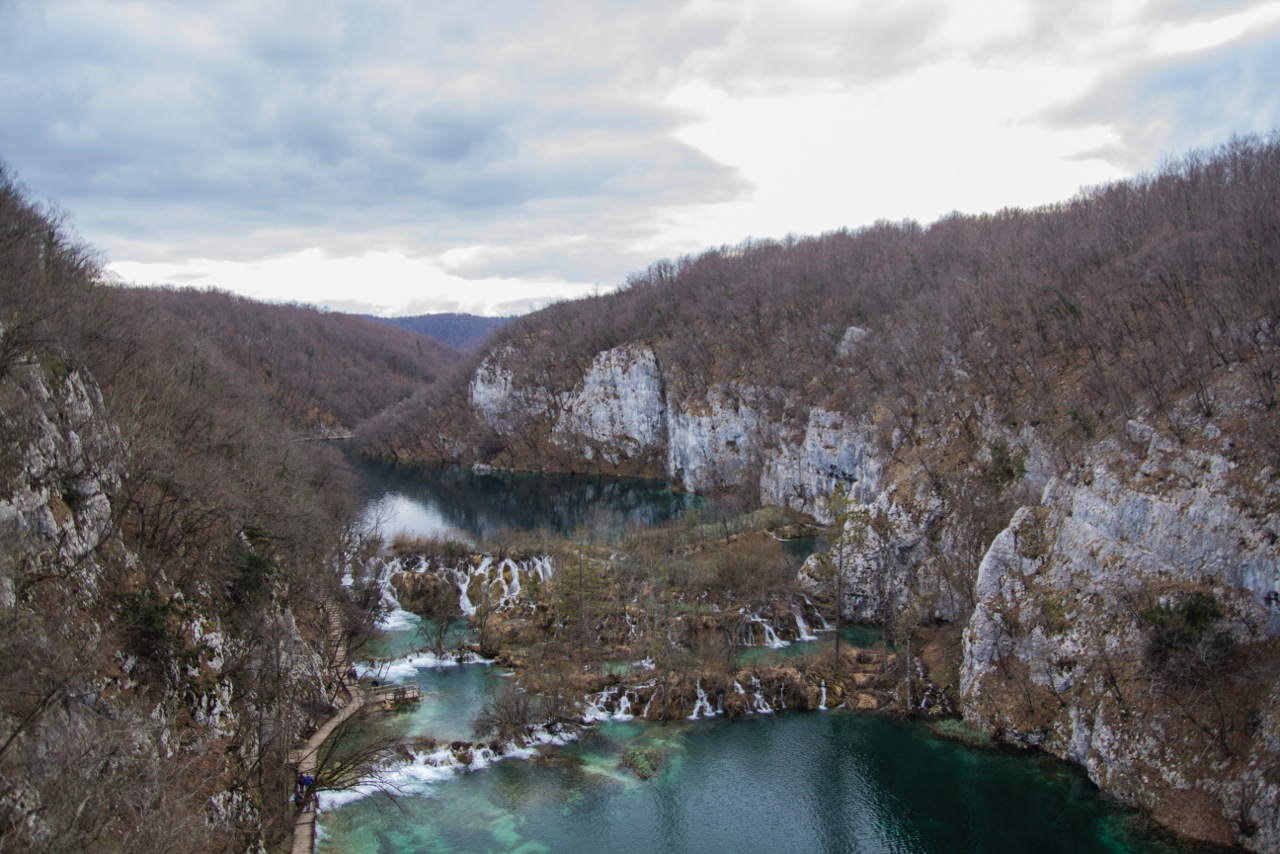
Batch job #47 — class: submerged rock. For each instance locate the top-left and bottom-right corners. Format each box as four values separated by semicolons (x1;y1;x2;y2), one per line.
622;747;663;780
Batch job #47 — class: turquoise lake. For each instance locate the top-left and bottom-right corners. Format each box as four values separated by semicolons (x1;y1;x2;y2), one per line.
317;458;1213;854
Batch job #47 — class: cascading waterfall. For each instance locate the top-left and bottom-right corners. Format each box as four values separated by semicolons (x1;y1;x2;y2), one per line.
443;554;556;617
806;596;833;632
750;676;773;714
740;609;790;649
688;680;718;720
582;686;618;723
819;680;828;710
792;605;818;642
456;575;477;616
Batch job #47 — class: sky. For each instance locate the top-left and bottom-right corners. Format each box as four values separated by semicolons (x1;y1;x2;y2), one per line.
1;0;1278;317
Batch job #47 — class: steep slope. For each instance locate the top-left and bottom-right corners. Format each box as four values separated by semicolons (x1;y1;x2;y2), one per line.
133;287;462;437
0;165;380;852
369;134;1280;849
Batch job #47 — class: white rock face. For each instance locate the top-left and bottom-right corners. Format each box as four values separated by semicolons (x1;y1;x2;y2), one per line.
468;346;558;435
554;344;667;464
0;360;121;604
961;429;1280;851
666;385;769;492
759;408;882;522
836;325;870;359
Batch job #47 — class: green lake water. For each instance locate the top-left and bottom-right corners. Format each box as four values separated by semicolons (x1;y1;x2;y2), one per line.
317;700;1195;854
321;460;1210;854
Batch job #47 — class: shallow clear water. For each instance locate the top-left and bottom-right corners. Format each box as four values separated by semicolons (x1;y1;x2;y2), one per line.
318;710;1193;854
322;460;1206;854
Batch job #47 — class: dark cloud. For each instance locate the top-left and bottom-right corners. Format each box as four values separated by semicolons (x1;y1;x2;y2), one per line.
3;0;1275;299
0;0;740;283
1049;20;1280;169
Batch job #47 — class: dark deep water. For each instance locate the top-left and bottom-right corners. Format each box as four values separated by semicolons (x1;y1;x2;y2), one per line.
346;453;699;542
320;457;1209;854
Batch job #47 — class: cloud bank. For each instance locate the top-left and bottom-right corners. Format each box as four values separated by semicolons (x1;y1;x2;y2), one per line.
1;0;1276;314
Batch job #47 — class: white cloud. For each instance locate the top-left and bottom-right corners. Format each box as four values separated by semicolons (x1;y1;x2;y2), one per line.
1;0;1275;315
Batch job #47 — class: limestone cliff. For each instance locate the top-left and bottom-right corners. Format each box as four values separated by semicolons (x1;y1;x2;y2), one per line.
447;335;1280;849
0;340;350;850
377;135;1280;850
553;343;667;466
961;421;1280;849
0;356;119;607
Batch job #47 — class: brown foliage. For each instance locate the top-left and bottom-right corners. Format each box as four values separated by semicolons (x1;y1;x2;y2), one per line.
385;133;1280;490
0;162;380;850
124;286;462;435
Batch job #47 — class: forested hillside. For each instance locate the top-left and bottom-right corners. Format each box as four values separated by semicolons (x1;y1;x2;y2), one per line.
132;287;461;437
369;134;1279;488
0;165;382;852
365;312;510;352
364;134;1280;850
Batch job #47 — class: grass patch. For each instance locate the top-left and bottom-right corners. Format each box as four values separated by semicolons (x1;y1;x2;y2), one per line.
930;718;993;748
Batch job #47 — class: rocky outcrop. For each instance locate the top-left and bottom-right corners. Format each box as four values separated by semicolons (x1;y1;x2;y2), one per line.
0;357;120;605
469;345;561;436
466;344;866;496
553;344;666;466
961;422;1280;850
759;408;883;522
665;383;775;492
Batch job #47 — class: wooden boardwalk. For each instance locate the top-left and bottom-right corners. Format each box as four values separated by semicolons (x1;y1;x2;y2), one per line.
367;683;422;711
288;605;363;854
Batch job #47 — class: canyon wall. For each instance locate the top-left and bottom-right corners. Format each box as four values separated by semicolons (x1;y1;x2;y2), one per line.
452;335;1280;850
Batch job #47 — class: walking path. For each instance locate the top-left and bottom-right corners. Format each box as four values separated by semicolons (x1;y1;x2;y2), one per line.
288;604;363;854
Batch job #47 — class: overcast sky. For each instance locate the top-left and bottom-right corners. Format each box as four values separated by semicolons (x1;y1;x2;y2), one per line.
2;0;1278;316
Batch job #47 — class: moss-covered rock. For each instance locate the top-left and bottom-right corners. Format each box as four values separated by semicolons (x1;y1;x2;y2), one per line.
622;746;663;780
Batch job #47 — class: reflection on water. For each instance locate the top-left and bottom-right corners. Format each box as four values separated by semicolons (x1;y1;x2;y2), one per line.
345;453;699;542
320;459;1204;854
319;712;1192;854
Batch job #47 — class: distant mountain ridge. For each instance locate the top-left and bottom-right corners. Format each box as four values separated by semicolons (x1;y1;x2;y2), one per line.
364;312;511;352
130;287;463;436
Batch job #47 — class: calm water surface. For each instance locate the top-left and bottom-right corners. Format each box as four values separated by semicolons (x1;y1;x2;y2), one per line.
320;459;1203;854
346;453;699;542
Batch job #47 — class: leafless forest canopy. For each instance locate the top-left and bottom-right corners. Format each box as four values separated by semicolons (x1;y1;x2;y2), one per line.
0;164;446;851
1;131;1278;851
370;133;1280;491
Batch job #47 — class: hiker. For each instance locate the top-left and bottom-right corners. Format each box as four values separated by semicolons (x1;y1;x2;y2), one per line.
302;774;317;813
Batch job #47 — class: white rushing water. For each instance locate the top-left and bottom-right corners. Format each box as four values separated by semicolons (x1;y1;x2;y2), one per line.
688;680;720;720
793;605;818;642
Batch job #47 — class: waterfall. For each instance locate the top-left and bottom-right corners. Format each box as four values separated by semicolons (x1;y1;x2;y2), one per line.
367;557;418;630
750;676;773;714
744;611;790;649
793;606;818;642
759;619;788;649
733;680;750;716
507;559;522;598
582;686;617;722
805;596;833;632
688;680;718;720
456;573;476;617
819;680;828;710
